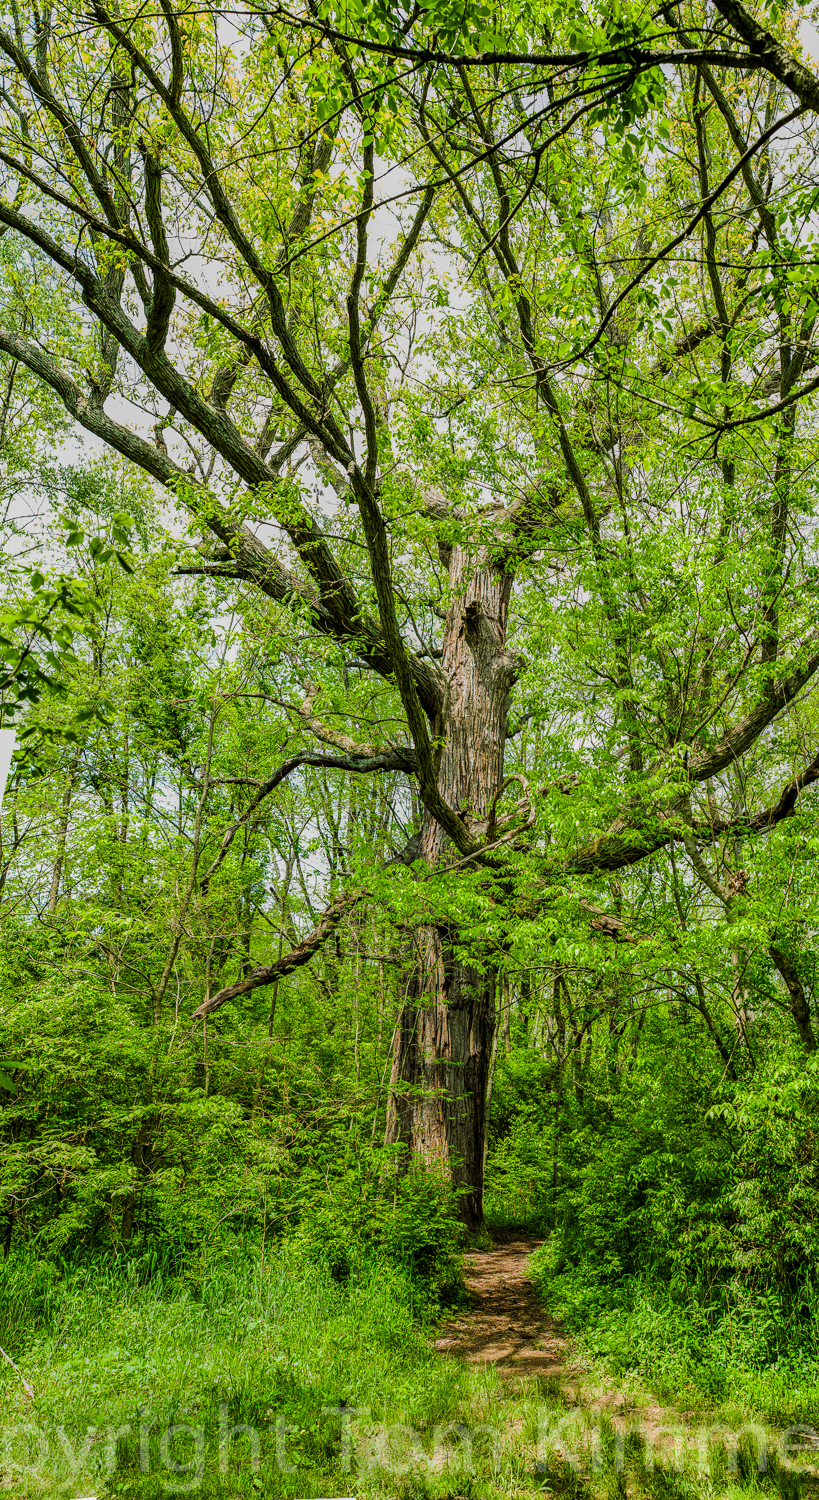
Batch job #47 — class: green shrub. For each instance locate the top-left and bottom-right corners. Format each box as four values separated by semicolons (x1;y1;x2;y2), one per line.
289;1155;463;1305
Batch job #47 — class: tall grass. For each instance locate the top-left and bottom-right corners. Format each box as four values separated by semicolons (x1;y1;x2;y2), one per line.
0;1240;484;1497
4;1239;819;1498
0;1246;61;1350
530;1244;819;1428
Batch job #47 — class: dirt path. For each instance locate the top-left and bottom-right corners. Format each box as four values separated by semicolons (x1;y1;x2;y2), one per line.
434;1238;570;1381
432;1240;819;1488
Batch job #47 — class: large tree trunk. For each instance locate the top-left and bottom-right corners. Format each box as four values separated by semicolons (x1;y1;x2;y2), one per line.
385;542;519;1227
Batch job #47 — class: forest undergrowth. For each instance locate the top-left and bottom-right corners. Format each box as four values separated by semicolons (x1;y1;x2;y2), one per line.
4;975;819;1499
3;1214;819;1499
4;918;819;1500
529;1247;819;1430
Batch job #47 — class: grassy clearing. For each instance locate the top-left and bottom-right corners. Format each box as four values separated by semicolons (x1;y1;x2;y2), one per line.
2;1242;819;1498
0;1242;512;1498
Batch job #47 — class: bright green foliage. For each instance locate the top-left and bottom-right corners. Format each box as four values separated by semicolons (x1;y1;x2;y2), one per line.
2;0;819;1485
0;1242;472;1496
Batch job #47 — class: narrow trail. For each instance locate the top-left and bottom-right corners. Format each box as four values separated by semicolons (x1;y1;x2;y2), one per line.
432;1238;819;1489
433;1238;571;1383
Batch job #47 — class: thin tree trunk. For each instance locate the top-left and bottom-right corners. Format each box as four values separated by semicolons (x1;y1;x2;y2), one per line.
153;683;223;1024
47;758;79;914
770;944;817;1053
551;970;566;1218
730;840;754;1040
121;1118;150;1242
482;977;502;1177
267;856;294;1043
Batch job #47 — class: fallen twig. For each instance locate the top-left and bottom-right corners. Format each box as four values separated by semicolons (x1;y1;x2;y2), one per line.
0;1343;34;1397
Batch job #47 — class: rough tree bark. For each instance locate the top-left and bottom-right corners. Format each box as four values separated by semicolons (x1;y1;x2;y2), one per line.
385;530;521;1227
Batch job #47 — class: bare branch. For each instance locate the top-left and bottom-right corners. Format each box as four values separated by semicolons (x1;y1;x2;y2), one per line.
200;744;416;892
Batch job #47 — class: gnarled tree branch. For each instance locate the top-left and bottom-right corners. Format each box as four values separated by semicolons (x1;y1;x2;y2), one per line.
191;891;361;1018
